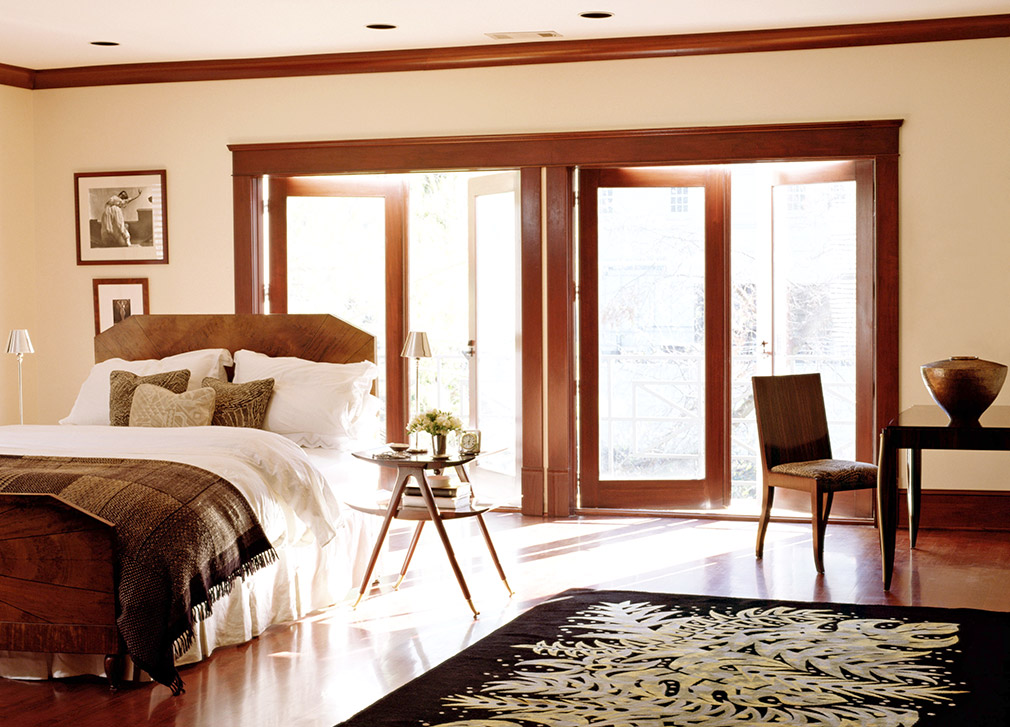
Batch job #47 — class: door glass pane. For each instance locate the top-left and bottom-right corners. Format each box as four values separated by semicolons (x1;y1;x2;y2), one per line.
730;165;857;504
773;180;858;458
406;171;521;508
286;196;387;402
406;173;469;417
597;186;706;480
474;190;518;480
728;166;771;503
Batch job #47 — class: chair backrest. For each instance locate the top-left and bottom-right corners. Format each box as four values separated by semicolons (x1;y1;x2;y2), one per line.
752;373;832;470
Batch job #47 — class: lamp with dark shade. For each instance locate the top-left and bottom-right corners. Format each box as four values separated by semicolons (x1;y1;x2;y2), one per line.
6;329;34;425
401;331;431;449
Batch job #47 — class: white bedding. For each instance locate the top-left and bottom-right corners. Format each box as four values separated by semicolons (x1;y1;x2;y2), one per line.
0;424;383;681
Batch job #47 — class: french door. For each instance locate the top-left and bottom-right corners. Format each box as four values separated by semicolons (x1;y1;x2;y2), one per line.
730;160;875;516
266;175;408;440
264;171;524;466
579;167;730;509
579;162;875;514
466;172;521;494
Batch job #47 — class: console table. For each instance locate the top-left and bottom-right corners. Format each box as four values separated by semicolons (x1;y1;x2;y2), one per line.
877;405;1010;590
349;449;513;617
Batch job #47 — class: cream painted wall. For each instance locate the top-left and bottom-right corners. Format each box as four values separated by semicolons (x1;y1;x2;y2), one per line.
26;37;1010;489
0;84;38;425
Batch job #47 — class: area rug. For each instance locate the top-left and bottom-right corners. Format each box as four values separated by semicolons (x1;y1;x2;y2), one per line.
337;588;1010;726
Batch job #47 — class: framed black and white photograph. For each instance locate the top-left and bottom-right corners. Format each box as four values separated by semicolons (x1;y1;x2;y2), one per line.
75;170;168;265
93;278;149;334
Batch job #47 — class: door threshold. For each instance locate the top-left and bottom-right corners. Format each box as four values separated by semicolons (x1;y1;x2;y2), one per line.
574;505;875;527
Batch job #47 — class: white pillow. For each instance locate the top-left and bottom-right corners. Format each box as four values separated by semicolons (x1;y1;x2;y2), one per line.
232;349;377;448
350;393;383;442
60;348;233;425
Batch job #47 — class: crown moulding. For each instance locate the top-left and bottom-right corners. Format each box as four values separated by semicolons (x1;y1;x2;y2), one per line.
0;61;33;89
3;14;1008;90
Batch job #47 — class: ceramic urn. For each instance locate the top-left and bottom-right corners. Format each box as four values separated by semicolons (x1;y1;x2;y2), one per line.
920;356;1007;423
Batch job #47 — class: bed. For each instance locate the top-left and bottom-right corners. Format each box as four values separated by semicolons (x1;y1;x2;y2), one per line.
0;314;383;693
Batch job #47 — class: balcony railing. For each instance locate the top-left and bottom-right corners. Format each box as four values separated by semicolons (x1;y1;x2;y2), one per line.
598;352;855;498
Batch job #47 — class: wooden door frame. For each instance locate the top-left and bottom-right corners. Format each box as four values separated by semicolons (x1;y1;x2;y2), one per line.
578;166;730;509
231;119;901;517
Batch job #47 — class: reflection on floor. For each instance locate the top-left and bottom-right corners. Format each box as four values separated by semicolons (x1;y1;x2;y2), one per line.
4;513;1009;727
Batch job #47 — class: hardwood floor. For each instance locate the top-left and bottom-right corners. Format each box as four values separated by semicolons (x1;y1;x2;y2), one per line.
3;513;1009;726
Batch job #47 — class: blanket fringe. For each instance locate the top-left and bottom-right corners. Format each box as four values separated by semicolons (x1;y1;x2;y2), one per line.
169;674;186;696
171;547;279;660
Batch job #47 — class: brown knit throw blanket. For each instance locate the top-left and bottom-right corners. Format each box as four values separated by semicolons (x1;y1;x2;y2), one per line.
0;454;277;695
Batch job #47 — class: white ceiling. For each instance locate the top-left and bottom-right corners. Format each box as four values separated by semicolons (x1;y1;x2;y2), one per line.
2;0;1008;70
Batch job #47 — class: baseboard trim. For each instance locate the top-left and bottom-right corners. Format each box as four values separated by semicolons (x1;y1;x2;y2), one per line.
897;489;1010;531
574;489;1010;531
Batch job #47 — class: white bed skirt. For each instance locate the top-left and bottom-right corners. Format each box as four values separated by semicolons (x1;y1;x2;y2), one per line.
0;509;379;682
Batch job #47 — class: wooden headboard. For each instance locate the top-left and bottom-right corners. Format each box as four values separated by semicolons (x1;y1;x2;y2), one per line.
94;314;376;367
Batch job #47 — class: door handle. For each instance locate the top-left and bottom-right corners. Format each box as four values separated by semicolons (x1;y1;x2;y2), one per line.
462;340;476;359
760;340;773;356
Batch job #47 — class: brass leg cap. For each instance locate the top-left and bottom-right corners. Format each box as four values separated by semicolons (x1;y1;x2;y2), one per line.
393;573;406;591
503;579;515;597
467;599;480;619
352;593;364;609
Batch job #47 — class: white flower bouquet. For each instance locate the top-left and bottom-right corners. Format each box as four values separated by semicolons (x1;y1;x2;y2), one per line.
406;408;463;436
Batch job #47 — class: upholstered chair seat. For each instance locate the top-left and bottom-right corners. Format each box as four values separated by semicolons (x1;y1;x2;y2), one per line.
770;459;878;487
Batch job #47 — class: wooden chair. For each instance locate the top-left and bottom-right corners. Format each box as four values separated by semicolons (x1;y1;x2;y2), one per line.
751;373;877;573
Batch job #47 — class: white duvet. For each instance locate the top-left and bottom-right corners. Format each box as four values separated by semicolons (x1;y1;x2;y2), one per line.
0;424;345;548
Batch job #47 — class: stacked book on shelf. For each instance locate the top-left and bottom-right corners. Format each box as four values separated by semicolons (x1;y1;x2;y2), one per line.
401;475;472;511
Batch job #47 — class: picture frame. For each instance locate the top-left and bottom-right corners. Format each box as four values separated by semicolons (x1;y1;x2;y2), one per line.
93;278;149;334
75;170;168;265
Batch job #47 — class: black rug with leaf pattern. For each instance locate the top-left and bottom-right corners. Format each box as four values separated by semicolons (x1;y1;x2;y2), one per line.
337;588;1010;726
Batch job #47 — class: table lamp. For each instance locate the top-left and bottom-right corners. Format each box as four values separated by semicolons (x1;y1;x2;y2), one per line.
401;331;431;449
6;329;33;425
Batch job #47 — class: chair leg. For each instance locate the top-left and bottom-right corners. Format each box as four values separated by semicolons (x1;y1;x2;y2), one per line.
811;486;833;574
756;483;775;559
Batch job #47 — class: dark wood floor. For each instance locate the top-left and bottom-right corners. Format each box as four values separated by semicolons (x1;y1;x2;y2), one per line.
3;513;1009;726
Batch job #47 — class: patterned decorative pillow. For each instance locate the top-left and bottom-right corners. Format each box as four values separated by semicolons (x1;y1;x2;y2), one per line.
201;377;275;428
109;369;191;426
128;384;216;428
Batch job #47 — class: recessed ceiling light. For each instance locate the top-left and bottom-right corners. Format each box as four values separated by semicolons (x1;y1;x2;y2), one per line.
90;41;120;47
579;11;613;19
365;23;397;30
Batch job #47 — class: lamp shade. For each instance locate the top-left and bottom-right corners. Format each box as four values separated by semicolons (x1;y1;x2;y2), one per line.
400;331;431;358
6;329;33;355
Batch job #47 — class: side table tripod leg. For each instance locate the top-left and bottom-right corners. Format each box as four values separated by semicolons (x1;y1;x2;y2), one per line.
455;461;511;596
419;480;479;618
475;513;514;596
395;521;425;590
354;469;411;608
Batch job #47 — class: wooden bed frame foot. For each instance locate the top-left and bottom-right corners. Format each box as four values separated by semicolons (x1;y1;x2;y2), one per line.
104;654;124;691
